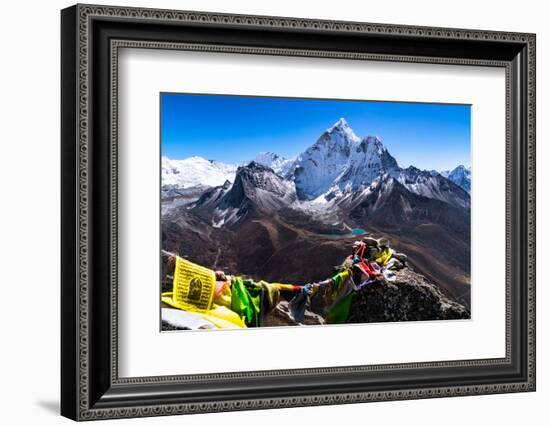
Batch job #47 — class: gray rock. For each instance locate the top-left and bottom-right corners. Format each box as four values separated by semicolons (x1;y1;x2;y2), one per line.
347;269;469;323
161;307;218;331
262;300;325;327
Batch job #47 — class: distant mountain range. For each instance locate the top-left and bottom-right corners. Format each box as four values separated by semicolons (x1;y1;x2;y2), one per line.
162;118;471;199
162;156;238;190
161;118;472;307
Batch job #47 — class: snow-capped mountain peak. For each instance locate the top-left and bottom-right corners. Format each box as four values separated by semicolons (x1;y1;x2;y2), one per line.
392;166;470;208
326;117;361;144
441;164;471;194
292;118;398;200
292;119;363;199
197;161;297;228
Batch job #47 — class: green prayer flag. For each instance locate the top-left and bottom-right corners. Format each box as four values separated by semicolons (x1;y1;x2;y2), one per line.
326;292;354;324
231;277;262;327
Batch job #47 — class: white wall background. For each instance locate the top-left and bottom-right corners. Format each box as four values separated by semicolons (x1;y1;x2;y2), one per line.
0;0;547;424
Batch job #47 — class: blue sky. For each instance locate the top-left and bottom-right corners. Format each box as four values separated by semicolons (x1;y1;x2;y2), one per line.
161;93;471;171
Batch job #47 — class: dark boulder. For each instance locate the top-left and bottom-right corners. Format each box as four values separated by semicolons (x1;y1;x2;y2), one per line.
347;269;469;323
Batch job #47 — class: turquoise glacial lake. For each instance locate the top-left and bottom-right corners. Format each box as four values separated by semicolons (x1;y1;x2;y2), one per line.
321;228;367;240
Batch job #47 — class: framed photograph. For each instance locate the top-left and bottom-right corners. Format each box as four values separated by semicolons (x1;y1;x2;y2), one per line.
61;4;536;421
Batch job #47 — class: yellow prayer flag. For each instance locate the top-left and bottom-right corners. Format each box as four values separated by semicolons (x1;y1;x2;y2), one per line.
170;256;216;313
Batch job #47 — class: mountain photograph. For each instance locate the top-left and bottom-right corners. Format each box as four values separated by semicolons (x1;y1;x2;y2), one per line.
160;94;472;331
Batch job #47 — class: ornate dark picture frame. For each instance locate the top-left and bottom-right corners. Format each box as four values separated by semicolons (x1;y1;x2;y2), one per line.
61;4;536;421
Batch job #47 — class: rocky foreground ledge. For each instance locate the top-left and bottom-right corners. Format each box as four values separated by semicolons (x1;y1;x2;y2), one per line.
162;268;470;330
346;269;469;323
262;268;469;327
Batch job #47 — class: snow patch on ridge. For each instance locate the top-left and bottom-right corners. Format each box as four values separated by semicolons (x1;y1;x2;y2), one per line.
252;152;295;176
162;156;238;189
